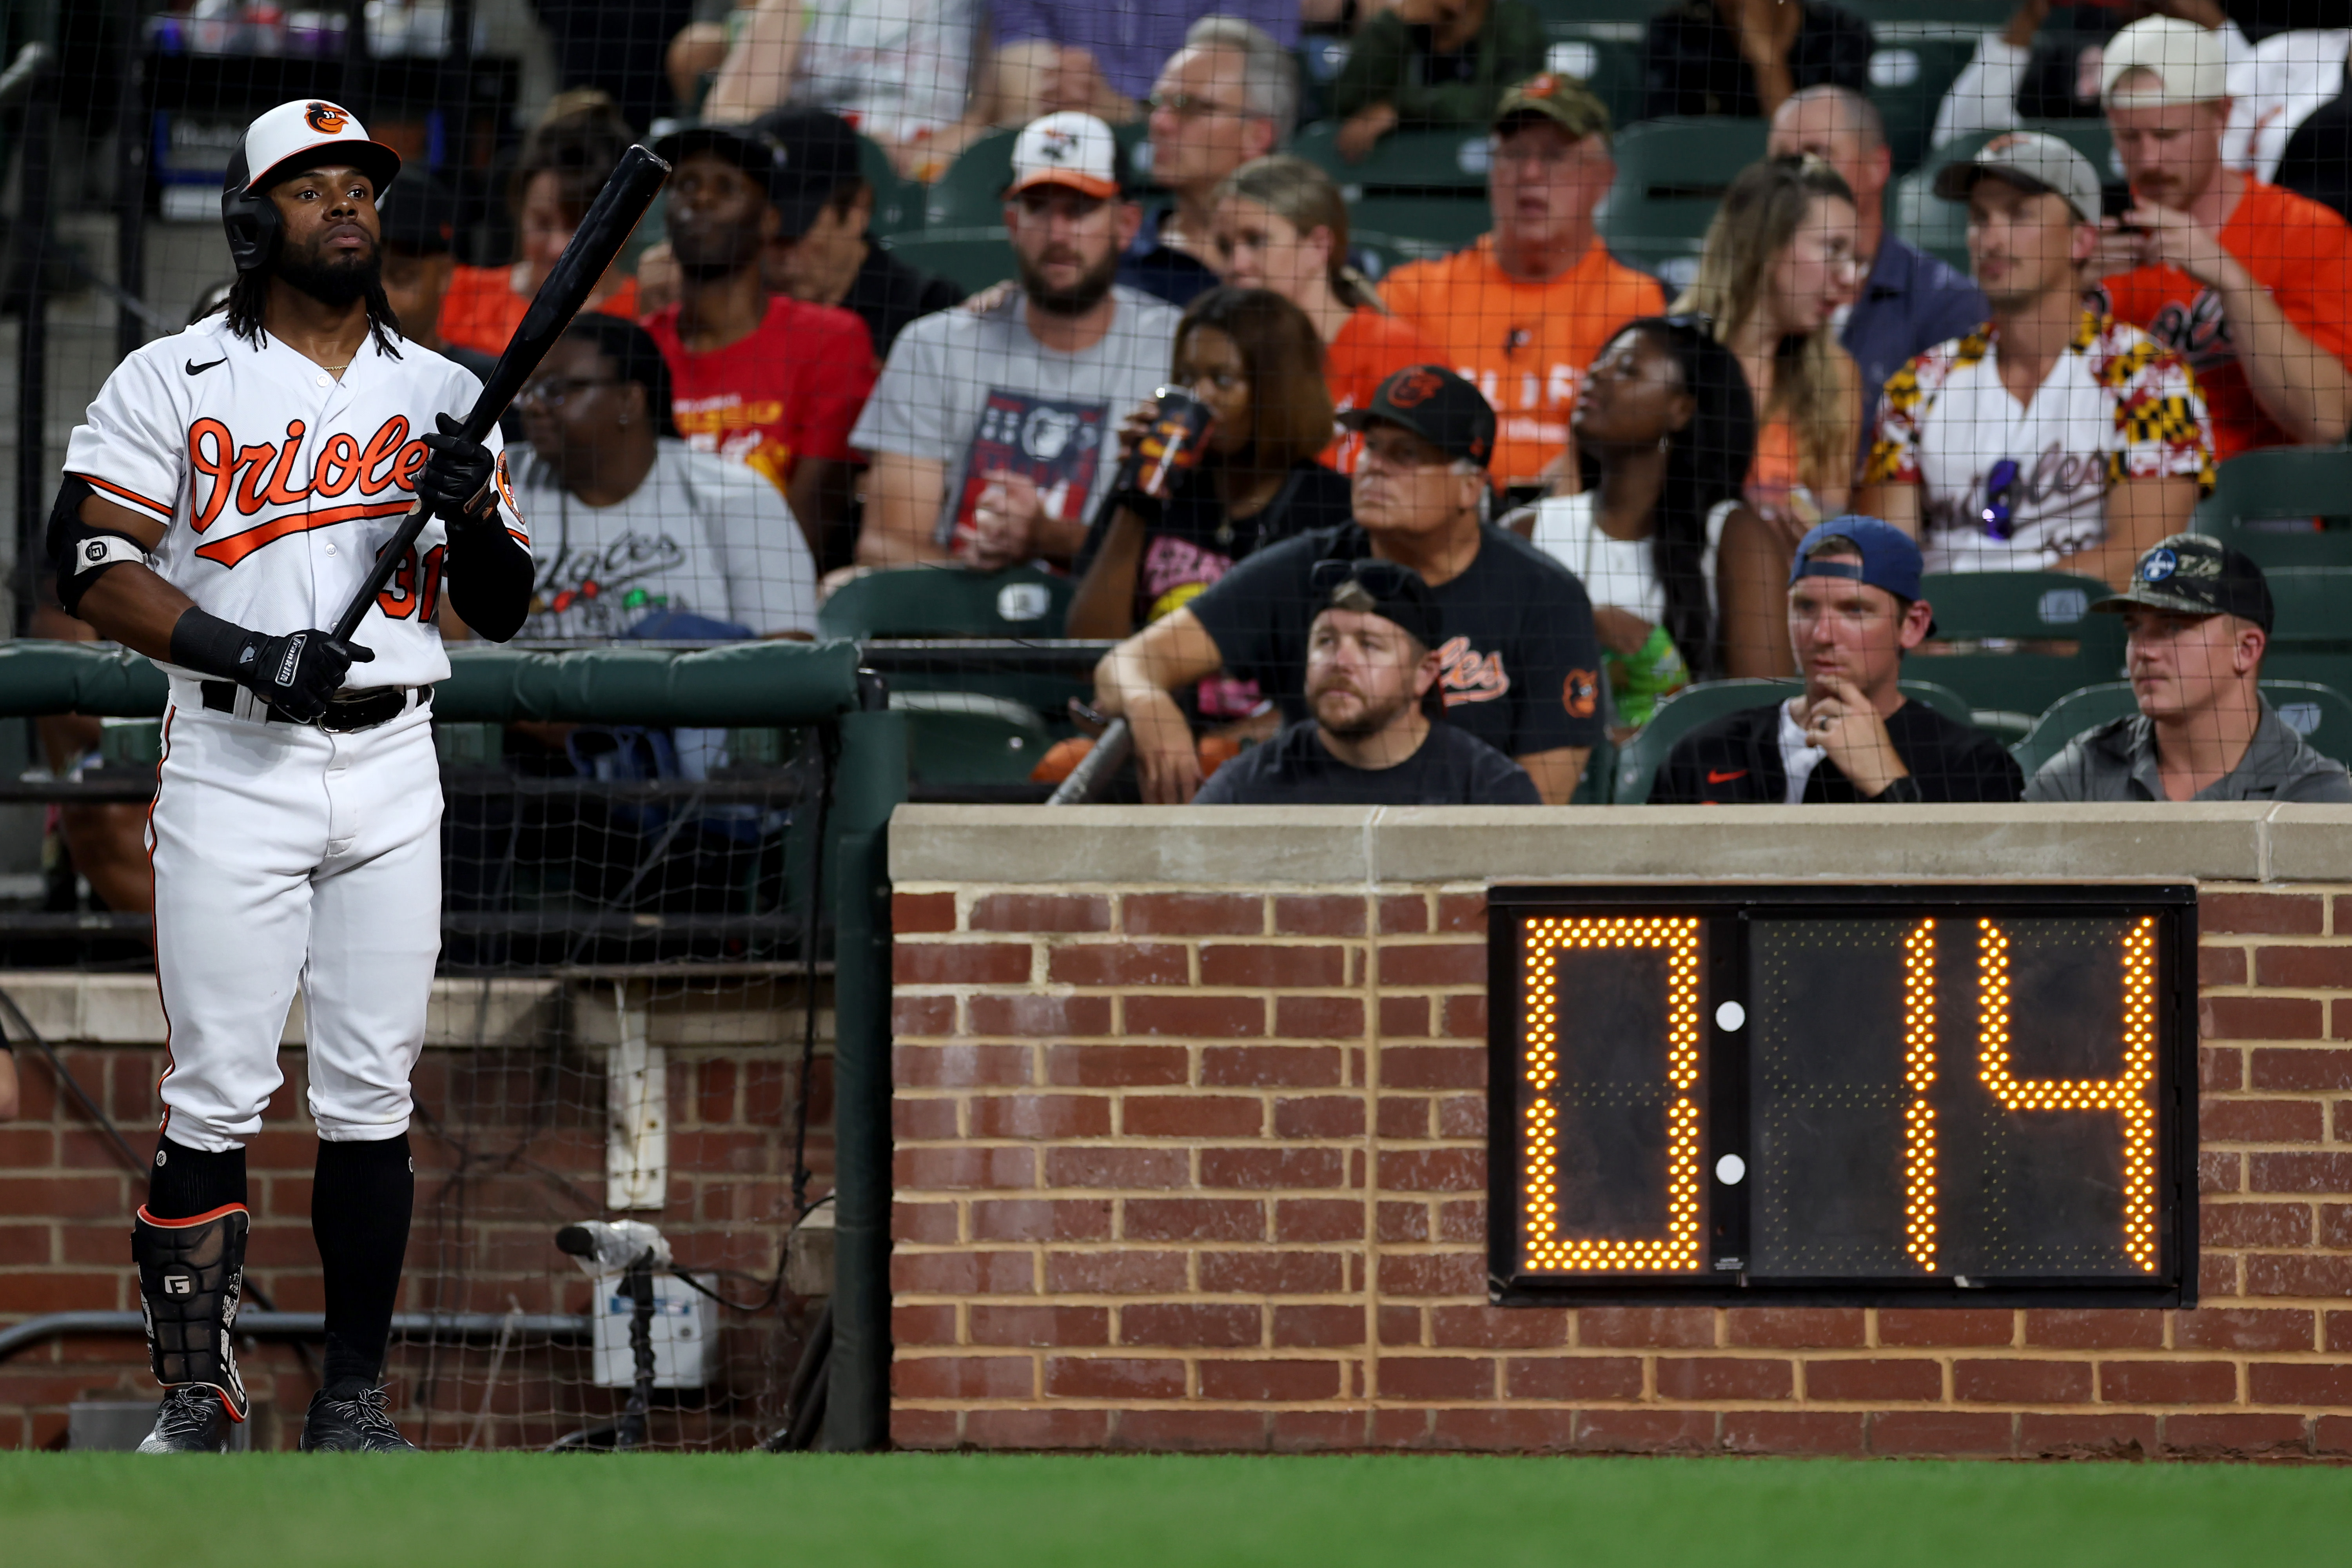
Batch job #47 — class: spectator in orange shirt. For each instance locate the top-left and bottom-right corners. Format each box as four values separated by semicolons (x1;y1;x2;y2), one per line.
644;122;878;566
2094;15;2352;456
438;92;643;358
1211;155;1438;470
1378;73;1666;491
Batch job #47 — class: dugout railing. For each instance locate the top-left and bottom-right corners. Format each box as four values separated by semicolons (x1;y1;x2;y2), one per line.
0;638;902;1452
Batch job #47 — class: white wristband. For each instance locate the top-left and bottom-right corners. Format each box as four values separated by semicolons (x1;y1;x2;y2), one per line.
71;533;150;577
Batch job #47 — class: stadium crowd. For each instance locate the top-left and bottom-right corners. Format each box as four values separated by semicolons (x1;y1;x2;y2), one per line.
35;0;2352;818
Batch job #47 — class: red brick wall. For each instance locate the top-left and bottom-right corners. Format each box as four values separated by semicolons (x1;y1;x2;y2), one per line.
0;1021;830;1450
890;882;2352;1459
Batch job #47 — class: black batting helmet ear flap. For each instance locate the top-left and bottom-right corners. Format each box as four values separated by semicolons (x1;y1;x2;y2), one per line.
221;145;278;274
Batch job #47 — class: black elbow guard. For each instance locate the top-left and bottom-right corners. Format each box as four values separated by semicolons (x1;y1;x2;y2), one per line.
47;476;154;618
443;518;537;643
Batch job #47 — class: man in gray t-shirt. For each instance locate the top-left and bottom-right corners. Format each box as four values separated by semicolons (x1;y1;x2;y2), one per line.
851;111;1182;571
509;441;818;641
2026;533;2352;804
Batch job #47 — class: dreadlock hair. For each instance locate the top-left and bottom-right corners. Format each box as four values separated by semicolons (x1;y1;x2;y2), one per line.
215;267;405;357
1573;315;1757;680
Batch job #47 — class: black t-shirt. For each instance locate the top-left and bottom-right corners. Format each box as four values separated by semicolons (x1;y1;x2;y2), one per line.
1073;462;1355;628
848;244;966;360
1196;718;1543;806
1650;697;2023;805
1188;522;1605;762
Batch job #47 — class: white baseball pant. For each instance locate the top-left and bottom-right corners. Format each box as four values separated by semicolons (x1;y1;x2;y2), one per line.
146;683;442;1151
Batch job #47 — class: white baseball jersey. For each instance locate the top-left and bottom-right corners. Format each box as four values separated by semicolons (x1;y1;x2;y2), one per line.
1864;310;2214;576
65;312;529;689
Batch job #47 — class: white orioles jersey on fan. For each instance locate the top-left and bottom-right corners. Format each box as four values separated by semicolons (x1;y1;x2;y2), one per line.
64;312;529;690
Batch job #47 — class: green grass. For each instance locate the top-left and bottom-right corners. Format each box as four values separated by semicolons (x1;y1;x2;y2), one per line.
1;1452;2345;1567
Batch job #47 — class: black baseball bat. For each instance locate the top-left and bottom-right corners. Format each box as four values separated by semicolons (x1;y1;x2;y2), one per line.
330;142;671;642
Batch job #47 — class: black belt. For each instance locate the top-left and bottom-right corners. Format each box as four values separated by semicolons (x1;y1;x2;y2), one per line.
198;681;431;733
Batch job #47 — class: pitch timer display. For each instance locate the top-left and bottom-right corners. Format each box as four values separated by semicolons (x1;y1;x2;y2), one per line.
1487;886;2198;1308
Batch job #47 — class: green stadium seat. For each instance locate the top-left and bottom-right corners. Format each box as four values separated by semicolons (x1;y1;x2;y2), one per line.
1540;33;1646;134
2192;446;2352;569
860;133;923;237
875;229;1018;294
1294;122;1492;193
2264;566;2352;648
2011;678;2352;781
1612;676;1975;804
820;563;1084;718
1908;570;2127;740
1598;117;1769;285
893;692;1056;790
1867;37;1978;180
1893;124;2119;270
818;563;1074;639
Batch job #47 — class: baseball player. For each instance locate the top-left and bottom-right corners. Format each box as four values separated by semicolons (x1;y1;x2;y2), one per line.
51;99;536;1452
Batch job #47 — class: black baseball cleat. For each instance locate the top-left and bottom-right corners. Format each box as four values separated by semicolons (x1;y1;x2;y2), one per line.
137;1385;235;1453
299;1385;418;1452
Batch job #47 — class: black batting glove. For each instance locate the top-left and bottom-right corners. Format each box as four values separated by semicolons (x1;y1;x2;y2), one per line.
239;629;375;724
416;413;497;529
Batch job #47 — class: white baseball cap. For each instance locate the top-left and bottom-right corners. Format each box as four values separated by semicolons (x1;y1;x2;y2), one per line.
1007;112;1120;201
2100;16;2230;108
234;98;402;197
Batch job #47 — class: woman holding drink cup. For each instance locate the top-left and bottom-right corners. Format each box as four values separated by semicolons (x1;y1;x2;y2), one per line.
1066;287;1352;640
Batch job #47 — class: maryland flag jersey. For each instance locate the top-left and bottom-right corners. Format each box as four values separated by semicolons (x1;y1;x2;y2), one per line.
1865;311;2214;576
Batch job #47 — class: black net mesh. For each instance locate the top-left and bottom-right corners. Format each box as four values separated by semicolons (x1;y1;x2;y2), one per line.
4;0;2352;1446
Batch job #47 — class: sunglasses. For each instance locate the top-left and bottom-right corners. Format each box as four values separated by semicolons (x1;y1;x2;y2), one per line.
1980;457;2021;541
1310;558;1423;601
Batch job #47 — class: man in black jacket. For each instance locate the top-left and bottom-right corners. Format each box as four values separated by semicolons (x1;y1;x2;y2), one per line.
1651;517;2022;804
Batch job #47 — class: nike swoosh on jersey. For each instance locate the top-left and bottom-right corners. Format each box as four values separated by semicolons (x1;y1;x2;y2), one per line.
186;358;228;376
1706;769;1748;784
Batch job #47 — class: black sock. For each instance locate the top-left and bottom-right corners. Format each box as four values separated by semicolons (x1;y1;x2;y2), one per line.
146;1136;247;1219
312;1134;415;1396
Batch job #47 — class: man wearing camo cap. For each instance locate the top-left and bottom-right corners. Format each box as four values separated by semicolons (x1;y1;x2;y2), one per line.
2025;533;2351;802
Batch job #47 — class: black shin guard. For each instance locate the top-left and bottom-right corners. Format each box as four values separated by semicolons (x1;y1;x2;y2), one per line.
313;1134;416;1396
132;1203;251;1421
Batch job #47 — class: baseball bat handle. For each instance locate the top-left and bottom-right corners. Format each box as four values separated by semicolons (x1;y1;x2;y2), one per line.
330;143;671;643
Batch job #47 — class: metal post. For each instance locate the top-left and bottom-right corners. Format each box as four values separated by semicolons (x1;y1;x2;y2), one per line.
113;0;148;363
821;700;906;1452
11;10;57;639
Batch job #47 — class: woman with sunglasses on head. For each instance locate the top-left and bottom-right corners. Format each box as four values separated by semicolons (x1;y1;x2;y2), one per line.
1673;154;1867;675
503;316;818;642
1512;315;1760;732
1211;157;1438;469
1067;286;1354;643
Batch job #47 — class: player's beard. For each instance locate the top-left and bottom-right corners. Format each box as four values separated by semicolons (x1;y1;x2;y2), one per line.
1018;244;1118;317
1310;676;1412;741
276;240;383;309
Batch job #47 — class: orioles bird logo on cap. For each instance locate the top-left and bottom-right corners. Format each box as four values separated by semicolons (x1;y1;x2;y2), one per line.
1388;369;1445;408
305;102;351;135
1039;130;1075;163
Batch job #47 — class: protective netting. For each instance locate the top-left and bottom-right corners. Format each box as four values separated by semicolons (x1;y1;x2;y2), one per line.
4;0;2352;1447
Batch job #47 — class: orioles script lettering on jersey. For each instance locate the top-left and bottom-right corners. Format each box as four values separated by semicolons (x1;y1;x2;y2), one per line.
182;415;430;564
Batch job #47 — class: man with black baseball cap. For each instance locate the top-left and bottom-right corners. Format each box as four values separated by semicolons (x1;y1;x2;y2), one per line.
1196;560;1542;805
747;108;964;361
375;174;510;432
643;121;876;559
2026;534;2352;802
1094;363;1604;804
1652;516;2023;804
